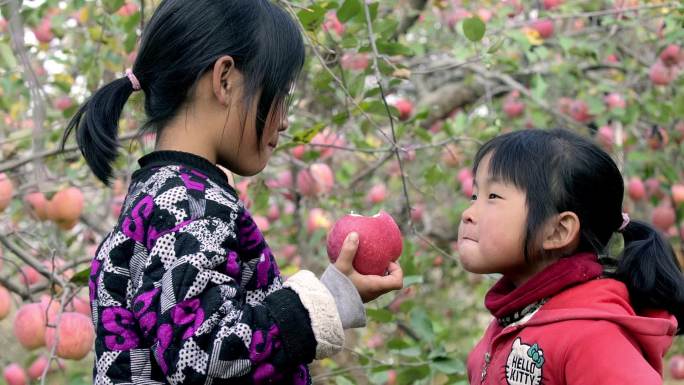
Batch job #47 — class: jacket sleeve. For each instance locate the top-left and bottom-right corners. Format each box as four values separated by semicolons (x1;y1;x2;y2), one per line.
563;321;662;385
127;215;344;385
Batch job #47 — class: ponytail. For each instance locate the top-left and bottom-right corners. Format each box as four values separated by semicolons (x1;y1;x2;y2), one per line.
614;220;684;334
61;76;137;186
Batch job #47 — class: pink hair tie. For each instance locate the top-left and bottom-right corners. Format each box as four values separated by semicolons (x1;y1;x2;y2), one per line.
125;68;141;91
618;212;630;232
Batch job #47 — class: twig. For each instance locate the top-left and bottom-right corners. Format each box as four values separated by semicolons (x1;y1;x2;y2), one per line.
363;1;413;228
0;131;143;173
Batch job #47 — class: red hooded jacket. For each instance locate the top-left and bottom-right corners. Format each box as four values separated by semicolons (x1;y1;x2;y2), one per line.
467;254;678;385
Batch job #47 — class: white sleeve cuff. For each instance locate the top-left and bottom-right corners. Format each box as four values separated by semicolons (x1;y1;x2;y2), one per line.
284;270;345;359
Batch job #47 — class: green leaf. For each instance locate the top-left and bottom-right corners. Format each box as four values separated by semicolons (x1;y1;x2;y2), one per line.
292;123;326;144
431;357;466;375
337;0;361;22
673;94;684;116
410;309;434;342
531;74;548;101
403;275;423;287
104;0;125;13
424;164;445;185
376;41;413;56
366;308;394;322
397;365;430;384
336;376;355;385
462;17;486;42
0;43;17;69
487;38;505;54
69;267;91;285
297;5;327;31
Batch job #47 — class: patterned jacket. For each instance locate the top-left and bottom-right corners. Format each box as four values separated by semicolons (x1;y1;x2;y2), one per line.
89;150;344;385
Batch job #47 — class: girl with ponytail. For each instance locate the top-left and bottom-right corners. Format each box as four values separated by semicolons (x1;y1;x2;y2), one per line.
458;128;683;384
62;1;403;384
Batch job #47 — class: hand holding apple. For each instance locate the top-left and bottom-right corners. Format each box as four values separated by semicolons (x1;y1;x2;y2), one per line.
327;211;403;275
331;232;403;302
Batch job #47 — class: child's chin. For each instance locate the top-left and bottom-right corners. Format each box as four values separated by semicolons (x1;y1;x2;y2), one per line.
458;253;485;274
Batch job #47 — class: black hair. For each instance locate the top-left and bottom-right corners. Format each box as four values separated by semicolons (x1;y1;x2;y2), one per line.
61;0;305;185
473;128;684;333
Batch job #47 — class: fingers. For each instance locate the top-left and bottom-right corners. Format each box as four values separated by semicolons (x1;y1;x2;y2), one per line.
333;232;359;274
382;262;404;290
361;263;404;293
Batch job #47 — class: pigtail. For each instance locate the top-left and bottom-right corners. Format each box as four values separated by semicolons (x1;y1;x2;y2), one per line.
61;76;138;186
615;220;684;334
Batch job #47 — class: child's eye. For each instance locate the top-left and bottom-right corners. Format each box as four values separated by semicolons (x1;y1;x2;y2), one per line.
470;194;477;201
488;193;501;199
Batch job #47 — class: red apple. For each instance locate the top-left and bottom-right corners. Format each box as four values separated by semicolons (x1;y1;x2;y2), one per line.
54;96;73;111
0;172;14;213
569;100;592;123
543;0;564;9
3;363;27;385
26;355;63;380
476;9;493;23
652;204;675;231
340;52;369;71
659;44;682;67
296;163;334;197
117;2;139;17
24;191;49;220
410;203;424;222
457;168;473;184
529;19;554;39
627;177;646;201
45;312;95;360
366;183;388;204
252;215;270;232
645;177;663;199
19;266;42;286
649;61;674;86
672;184;684;205
291;145;306;160
444;8;471;29
647;126;669;150
323;11;345;36
596;125;614;150
326;211;403;276
503;93;525;118
670;355;684;379
311;129;345;159
13;303;49;350
0;285;11;320
267;203;280;221
394;99;413;121
32;18;53;44
605;54;619;64
604;92;626;110
461;176;474;198
47;186;84;225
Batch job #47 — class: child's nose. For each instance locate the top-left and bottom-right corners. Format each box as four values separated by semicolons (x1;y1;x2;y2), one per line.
461;205;476;224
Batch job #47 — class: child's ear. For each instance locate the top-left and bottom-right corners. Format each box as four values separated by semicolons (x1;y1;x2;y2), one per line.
542;211;580;252
212;55;235;106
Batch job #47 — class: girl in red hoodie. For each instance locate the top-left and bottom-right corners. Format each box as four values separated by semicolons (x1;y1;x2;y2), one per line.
459;128;683;385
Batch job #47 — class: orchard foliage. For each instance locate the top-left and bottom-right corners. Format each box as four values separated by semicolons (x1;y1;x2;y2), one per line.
0;0;683;384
